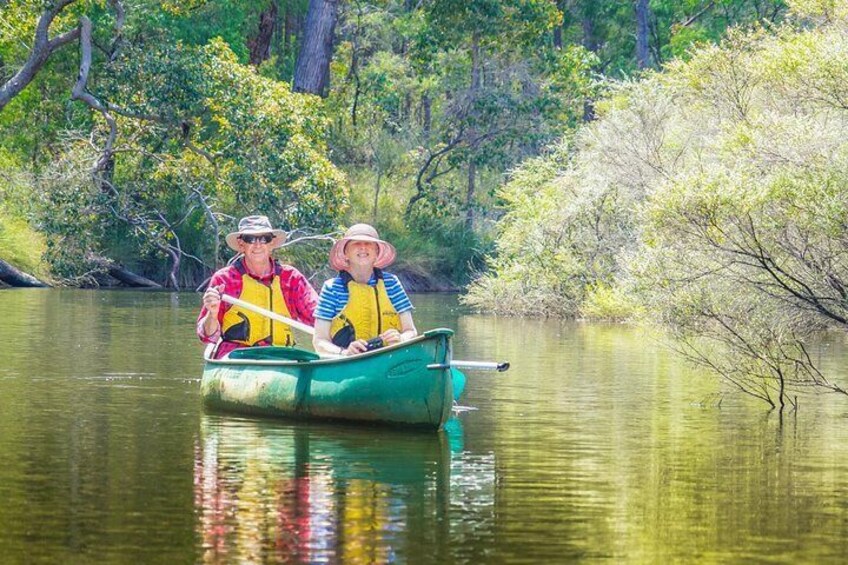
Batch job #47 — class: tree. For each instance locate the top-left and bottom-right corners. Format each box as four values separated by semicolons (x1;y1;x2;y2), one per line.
467;9;848;407
556;0;786;75
635;0;651;69
248;0;279;66
1;1;347;287
293;0;339;95
404;0;584;229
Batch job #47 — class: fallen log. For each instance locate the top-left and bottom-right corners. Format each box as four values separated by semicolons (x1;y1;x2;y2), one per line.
88;254;162;288
0;259;51;287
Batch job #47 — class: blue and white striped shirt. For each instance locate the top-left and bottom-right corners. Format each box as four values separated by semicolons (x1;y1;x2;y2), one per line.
315;271;413;321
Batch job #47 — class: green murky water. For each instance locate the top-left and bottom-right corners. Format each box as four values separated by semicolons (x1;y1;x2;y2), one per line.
1;289;848;563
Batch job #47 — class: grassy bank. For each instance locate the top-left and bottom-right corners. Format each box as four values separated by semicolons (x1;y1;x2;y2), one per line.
0;156;51;282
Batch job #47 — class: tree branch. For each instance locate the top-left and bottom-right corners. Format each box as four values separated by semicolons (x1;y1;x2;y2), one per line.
680;1;715;28
0;0;81;111
72;17;118;173
191;186;222;268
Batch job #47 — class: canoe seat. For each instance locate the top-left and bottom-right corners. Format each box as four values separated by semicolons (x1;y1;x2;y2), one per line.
227;346;320;362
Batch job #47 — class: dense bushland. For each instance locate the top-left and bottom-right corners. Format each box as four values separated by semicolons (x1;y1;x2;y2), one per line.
0;0;784;288
466;1;848;405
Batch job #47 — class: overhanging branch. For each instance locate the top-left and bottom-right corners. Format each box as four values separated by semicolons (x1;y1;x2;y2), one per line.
0;0;82;111
72;17;117;173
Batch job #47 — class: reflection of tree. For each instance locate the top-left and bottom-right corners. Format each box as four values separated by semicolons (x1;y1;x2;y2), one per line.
273;449;312;563
193;417;455;563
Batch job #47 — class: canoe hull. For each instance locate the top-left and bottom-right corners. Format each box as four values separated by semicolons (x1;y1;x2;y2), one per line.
201;329;454;430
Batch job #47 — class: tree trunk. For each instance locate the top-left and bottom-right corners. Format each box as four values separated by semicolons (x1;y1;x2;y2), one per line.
421;94;431;139
349;48;360;126
88;254;162;287
466;160;476;232
109;265;163;288
99;156;115;193
272;1;284;63
466;34;481;232
581;14;597;121
248;1;279;66
372;170;381;225
0;259;50;287
583;99;595;122
635;0;651;69
164;247;180;289
470;33;481;91
553;0;566;49
293;0;339;96
284;5;293;53
582;15;597;53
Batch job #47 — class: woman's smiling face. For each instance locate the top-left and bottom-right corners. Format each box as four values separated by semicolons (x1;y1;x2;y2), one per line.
344;240;379;268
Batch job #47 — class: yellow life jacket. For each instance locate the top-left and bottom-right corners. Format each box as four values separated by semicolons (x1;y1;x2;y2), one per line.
221;261;295;347
329;270;401;348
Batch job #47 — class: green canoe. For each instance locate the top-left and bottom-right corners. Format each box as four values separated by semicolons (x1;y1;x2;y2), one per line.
200;328;456;430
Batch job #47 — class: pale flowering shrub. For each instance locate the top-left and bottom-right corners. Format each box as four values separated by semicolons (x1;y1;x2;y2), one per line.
467;4;848;404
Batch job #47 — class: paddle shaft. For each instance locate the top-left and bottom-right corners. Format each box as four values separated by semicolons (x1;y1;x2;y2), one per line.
221;295;510;371
450;360;510;372
221;294;316;336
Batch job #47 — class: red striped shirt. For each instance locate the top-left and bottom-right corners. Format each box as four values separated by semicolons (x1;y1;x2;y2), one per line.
197;259;318;358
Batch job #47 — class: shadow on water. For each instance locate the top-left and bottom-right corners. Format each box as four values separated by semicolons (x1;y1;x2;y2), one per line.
194;415;469;564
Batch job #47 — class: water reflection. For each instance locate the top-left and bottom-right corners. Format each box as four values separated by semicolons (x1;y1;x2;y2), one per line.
194;416;482;563
4;290;848;562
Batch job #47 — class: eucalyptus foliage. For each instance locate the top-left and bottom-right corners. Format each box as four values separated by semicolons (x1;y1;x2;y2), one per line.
36;38;345;286
2;0;788;287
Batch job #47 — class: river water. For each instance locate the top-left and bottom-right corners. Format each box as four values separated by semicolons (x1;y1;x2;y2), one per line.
1;289;848;563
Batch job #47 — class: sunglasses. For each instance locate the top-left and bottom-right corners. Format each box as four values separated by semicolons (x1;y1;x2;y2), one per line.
239;234;274;245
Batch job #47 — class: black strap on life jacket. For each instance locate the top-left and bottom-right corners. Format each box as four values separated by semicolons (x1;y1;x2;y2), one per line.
331;269;386;348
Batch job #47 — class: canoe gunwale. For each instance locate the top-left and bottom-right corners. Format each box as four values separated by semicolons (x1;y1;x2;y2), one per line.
203;327;455;367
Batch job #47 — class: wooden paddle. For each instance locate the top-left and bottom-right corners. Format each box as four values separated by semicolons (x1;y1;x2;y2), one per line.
221;294;315;335
220;293;510;371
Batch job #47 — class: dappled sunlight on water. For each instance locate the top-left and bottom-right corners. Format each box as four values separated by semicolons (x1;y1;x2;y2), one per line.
1;290;848;562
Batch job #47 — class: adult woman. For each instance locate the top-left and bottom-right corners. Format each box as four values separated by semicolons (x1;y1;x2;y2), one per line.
312;224;417;356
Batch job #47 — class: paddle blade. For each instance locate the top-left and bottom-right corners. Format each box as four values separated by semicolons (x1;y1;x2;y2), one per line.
444;417;465;453
451;367;466;401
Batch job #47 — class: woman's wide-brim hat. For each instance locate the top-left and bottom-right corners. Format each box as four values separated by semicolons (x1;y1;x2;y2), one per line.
225;215;287;251
329;223;397;271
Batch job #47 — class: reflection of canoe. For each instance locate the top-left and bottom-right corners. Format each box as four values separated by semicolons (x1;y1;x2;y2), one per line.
195;416;452;562
200;415;452;484
201;328;455;430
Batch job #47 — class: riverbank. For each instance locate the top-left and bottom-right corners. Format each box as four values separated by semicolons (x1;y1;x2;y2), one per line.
0;254;462;293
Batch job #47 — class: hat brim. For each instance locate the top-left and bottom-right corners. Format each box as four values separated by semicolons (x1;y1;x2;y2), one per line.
225;229;287;251
329;235;396;271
